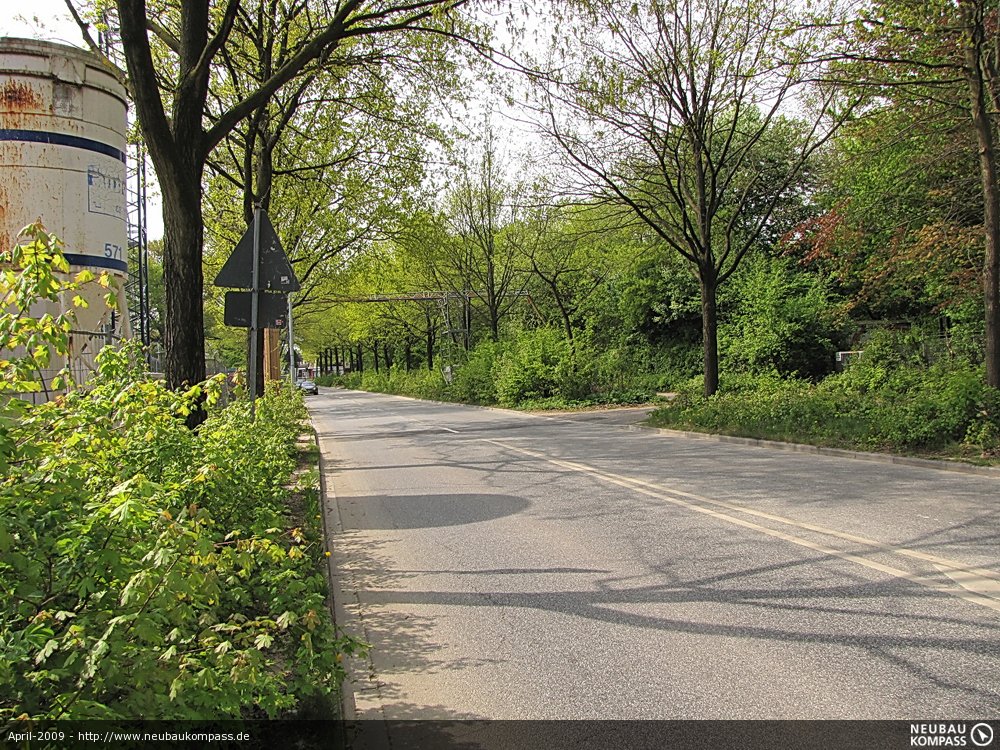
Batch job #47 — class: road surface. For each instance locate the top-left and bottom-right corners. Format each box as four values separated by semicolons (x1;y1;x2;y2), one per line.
309;388;1000;723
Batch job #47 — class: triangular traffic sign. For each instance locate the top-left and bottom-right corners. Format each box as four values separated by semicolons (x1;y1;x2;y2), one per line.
214;210;301;291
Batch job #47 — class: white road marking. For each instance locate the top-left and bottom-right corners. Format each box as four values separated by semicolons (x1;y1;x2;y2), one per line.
484;439;1000;614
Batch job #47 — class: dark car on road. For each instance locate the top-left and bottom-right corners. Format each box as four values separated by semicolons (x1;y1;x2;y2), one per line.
296;379;319;395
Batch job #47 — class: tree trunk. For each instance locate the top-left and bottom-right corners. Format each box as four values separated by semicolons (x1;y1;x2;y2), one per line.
555;296;576;361
160;170;207;421
118;1;210;425
964;4;1000;388
700;272;720;397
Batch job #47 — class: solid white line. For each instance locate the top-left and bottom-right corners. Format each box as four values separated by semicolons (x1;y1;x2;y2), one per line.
484;439;1000;614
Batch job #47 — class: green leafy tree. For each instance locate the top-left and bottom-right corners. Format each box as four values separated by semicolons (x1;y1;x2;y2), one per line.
821;0;1000;382
536;0;855;395
67;0;470;423
200;3;459;390
443;126;531;342
786;103;983;342
520;202;632;356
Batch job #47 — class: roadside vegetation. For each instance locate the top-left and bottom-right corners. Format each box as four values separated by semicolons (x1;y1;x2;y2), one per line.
290;2;1000;464
649;340;1000;460
0;228;354;723
71;0;1000;462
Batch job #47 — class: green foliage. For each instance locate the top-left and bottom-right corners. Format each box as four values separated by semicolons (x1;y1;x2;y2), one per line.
0;231;352;722
314;373;338;388
720;254;842;380
0;354;351;721
1;223;85;394
450;340;502;405
356;368;448;401
493;328;568;406
331;324;671;410
651;330;1000;455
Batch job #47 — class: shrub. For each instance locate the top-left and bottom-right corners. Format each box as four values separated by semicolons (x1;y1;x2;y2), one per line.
0;228;350;721
493;328;568;406
650;351;991;454
964;387;1000;453
720;254;842;380
399;368;449;400
451;340;502;404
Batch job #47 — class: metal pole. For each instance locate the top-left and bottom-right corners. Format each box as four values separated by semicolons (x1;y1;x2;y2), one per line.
287;293;295;385
249;204;261;420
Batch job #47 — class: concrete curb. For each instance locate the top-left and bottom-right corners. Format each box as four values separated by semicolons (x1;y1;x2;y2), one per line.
638;425;1000;479
324;386;1000;480
315;444;353;721
314;426;388;737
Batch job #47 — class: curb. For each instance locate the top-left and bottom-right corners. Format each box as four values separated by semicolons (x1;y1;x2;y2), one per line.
311;409;393;747
314;440;353;721
639;425;1000;479
324;386;1000;480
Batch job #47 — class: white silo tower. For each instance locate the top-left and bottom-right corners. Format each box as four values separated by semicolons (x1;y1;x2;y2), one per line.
0;37;129;400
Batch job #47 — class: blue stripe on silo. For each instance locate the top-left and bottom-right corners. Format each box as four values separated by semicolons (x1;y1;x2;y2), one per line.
0;129;127;163
63;253;129;274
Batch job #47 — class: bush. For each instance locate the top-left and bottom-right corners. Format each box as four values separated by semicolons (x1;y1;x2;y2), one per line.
451;340;502;404
720;254;842;380
400;369;449;400
0;229;351;722
650;342;995;454
1;350;351;721
493;328;568;406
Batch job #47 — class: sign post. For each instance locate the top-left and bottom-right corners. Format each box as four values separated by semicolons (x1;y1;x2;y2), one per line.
249;205;262;419
212;207;300;420
287;293;295;386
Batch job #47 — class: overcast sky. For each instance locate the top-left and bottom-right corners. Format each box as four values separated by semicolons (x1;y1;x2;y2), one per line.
1;2;86;47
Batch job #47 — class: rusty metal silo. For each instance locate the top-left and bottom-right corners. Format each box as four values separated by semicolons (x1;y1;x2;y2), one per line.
0;37;129;398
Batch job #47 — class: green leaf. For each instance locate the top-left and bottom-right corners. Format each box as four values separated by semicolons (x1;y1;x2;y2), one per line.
34;638;59;665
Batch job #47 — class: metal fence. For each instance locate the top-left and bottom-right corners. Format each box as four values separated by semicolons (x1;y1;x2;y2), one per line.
144;342;231;379
14;329;122;406
12;333;234;405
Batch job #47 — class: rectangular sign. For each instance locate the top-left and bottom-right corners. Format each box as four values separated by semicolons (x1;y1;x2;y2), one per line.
223;291;287;328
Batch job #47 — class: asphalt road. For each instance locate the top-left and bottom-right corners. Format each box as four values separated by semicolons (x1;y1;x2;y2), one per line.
309;388;1000;723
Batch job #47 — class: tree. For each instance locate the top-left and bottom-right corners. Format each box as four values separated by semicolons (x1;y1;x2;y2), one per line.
784;98;983;336
835;0;1000;386
535;0;853;395
443;126;529;341
199;4;456;392
68;0;469;422
519;202;621;356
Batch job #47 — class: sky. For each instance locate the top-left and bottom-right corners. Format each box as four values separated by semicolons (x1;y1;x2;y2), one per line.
1;1;86;46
